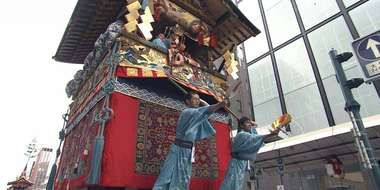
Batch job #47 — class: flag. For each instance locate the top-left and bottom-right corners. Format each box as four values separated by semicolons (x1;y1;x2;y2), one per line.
19;165;27;179
226;80;242;99
271;114;292;129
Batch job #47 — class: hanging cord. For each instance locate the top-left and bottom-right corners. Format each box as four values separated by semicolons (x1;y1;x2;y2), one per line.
46;108;69;190
86;40;122;185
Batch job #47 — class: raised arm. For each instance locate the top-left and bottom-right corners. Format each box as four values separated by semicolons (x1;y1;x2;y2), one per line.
199;98;209;106
251;120;258;128
207;100;228;114
263;129;279;140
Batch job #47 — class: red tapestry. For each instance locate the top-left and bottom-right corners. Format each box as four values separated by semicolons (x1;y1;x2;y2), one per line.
56;92;231;190
55;99;102;190
135;99;220;180
100;92;231;189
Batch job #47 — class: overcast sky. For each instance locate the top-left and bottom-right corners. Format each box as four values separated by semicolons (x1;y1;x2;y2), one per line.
0;0;83;188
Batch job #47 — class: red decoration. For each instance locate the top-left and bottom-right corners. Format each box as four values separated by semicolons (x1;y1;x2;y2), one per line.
210;29;216;48
198;32;204;46
324;154;345;178
82;149;89;161
197;21;204;46
153;0;163;22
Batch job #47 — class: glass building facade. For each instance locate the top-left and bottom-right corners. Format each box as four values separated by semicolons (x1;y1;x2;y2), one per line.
238;0;380;136
235;0;380;189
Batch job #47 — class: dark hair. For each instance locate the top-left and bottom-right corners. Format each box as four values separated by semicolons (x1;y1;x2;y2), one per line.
238;116;251;132
184;91;198;105
238;117;251;126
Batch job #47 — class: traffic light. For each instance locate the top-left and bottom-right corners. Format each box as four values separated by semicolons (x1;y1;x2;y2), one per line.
277;157;285;172
330;51;364;90
329;50;364;111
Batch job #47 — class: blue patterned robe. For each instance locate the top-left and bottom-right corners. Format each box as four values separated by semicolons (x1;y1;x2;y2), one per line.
152;38;170;49
219;128;265;190
153;105;215;190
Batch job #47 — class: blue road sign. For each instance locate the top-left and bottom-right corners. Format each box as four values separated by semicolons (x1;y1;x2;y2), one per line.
350;30;380;83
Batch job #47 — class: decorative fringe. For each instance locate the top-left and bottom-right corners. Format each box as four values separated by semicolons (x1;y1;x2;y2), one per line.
46;163;57;190
86;136;105;185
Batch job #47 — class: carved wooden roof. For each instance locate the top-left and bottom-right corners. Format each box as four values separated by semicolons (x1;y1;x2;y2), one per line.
53;0;260;64
7;177;34;187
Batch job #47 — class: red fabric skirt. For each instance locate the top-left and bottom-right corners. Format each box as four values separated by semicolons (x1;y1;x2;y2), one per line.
57;92;231;190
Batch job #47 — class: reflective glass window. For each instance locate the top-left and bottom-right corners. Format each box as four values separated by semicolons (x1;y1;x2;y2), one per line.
308;17;355;78
308;17;380;125
248;56;282;125
349;0;380;37
342;0;360;7
275;38;329;134
262;0;300;48
295;0;340;30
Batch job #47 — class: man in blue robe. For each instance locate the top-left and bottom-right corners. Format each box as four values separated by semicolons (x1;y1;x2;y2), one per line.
152;33;170;49
220;117;279;190
153;91;228;190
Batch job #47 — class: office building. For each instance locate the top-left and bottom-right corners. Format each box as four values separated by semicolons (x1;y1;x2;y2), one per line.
234;0;380;189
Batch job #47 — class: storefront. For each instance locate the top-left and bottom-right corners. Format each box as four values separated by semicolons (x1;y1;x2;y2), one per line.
252;114;380;190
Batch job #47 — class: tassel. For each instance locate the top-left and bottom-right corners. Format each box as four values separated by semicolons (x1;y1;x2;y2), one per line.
86;136;105;184
197;21;204;46
83;149;89;161
210;34;216;48
87;42;117;185
210;30;216;48
73;162;78;174
46;163;57;190
198;32;204;46
66;180;70;190
154;8;161;22
154;1;163;22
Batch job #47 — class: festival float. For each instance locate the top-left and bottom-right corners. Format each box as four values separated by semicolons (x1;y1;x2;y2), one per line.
50;0;260;189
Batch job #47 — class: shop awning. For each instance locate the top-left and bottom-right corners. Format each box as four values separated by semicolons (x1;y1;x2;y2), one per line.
254;114;380;175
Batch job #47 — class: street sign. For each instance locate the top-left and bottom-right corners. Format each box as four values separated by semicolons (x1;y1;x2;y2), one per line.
350;30;380;83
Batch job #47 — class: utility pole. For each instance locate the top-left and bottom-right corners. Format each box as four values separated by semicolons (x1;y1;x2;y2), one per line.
329;49;380;190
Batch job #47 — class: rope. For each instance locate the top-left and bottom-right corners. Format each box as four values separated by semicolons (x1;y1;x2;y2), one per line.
87;40;122;185
46;108;69;190
94;39;122;135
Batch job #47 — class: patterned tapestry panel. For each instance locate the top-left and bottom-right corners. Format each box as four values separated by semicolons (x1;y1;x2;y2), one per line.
57;100;102;184
135;99;219;180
